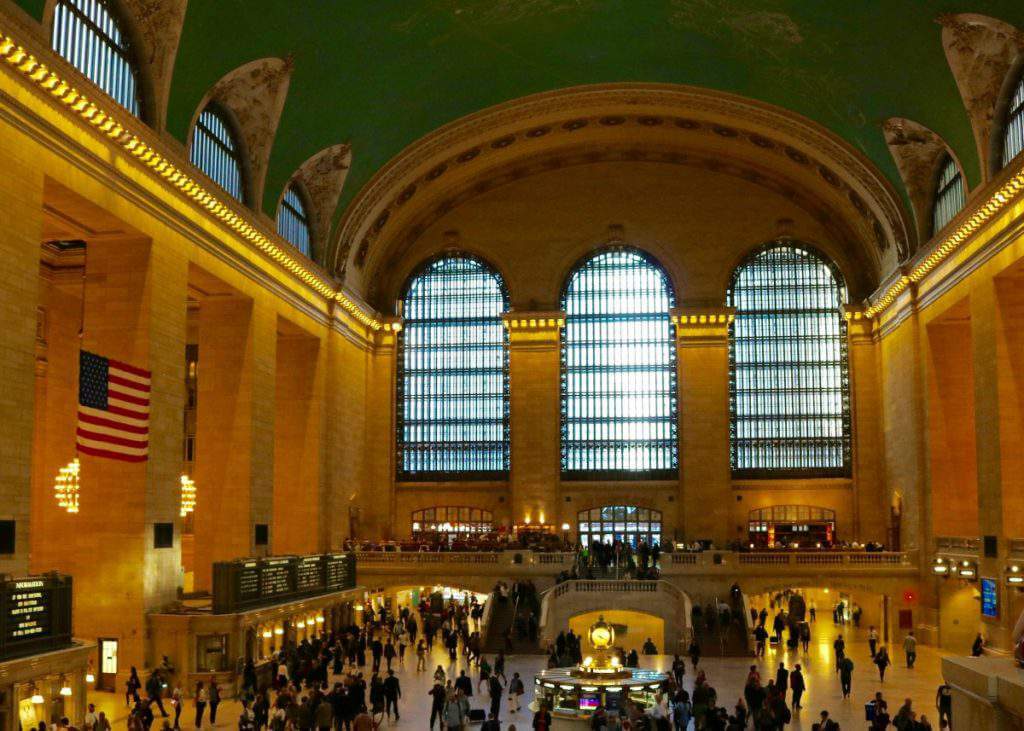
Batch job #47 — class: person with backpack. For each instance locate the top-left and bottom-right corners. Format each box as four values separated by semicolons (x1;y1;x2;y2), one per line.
875;646;892;682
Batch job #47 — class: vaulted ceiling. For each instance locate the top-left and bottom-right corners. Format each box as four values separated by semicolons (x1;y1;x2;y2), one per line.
12;1;1024;267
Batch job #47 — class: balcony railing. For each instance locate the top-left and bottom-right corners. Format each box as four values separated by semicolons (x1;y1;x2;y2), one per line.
355;549;913;573
935;536;981;554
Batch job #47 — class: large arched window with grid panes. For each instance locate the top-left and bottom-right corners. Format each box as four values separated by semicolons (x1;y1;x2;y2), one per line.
190;104;245;202
277;183;312;257
1003;72;1024;168
52;0;142;117
932;155;965;235
561;248;677;479
396;255;509;480
728;244;851;478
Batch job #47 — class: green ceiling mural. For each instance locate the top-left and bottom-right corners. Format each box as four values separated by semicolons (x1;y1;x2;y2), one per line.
14;1;1024;226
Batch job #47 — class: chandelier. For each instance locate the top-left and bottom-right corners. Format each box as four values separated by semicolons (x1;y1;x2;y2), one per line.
179;474;196;517
54;458;80;513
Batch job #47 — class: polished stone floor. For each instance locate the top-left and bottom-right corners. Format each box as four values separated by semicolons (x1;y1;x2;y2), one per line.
89;624;954;730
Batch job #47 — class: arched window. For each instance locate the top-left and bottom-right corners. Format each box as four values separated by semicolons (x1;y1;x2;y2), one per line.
1003;72;1024;168
397;255;509;479
578;505;662;548
728;244;850;477
190;104;245;202
52;0;141;117
932;155;965;235
561;248;677;479
277;184;312;256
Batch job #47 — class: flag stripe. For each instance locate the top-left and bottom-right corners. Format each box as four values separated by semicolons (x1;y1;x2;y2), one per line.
78;411;149;435
108;358;151;379
77;434;149;456
108;374;151;393
77;427;148;449
78;444;148;462
81;404;148;428
106;390;149;407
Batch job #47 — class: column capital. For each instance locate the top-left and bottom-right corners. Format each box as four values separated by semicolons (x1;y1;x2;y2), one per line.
843;304;874;343
372;316;403;350
503;311;565;348
670;306;734;346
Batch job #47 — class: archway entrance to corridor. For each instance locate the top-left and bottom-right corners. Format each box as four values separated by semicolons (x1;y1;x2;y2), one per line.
747;586;891;652
578;505;662;548
569;610;666;656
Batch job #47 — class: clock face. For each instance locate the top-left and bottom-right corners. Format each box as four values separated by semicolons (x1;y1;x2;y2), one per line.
591;626;612;647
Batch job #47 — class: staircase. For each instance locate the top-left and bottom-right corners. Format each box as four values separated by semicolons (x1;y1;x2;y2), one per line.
482;594;544;654
689;596;753;657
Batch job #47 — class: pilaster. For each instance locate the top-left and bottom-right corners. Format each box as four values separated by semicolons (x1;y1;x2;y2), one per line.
671;306;733;544
504;312;564;528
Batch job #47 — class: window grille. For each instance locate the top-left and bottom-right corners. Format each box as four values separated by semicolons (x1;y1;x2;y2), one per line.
1003;73;1024;168
728;244;851;477
577;505;662;548
396;255;509;480
561;249;677;479
190;105;245;202
932;156;965;235
52;0;141;116
277;184;312;256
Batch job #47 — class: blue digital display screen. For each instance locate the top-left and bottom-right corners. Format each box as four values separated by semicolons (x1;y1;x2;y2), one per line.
981;577;998;618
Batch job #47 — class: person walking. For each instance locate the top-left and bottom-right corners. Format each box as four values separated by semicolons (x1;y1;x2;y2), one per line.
193;682;207;730
488;673;504;720
869;626;879;657
508;672;525;715
774;663;789;705
789;664;805;710
429;681;447;731
833;634;845;672
207;683;220;726
875;645;891;682
936;683;953;729
903;631;917;668
383;669;401;721
838;655;854;698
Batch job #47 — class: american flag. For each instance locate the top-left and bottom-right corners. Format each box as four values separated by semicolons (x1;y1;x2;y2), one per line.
77;350;150;462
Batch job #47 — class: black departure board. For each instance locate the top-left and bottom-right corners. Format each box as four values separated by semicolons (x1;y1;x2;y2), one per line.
0;574;73;660
212;553;357;614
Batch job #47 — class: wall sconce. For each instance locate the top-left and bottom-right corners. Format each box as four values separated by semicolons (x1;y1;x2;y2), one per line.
524;515;532;526
560;523;570;532
315;616;325;624
538;512;546;525
958;560;977;579
261;630;272;639
274;627;284;636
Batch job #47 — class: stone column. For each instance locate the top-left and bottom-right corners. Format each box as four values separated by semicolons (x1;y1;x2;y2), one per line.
672;306;733;545
505;312;564;529
363;320;399;539
845;306;885;543
273;327;323;555
0;141;41;577
193;297;276;591
971;279;1014;649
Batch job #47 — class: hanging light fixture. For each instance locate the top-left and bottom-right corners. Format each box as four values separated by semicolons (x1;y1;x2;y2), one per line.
54;458;80;513
58;676;72;697
179;474;196;517
28;683;44;705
